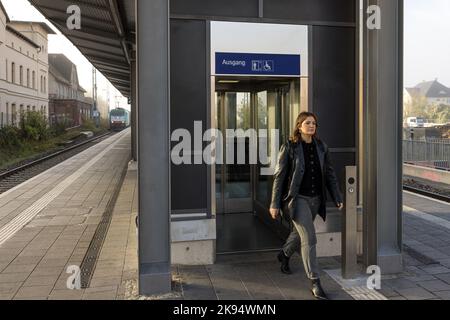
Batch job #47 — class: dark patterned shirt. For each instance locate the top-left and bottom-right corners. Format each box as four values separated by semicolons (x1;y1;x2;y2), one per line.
298;140;322;197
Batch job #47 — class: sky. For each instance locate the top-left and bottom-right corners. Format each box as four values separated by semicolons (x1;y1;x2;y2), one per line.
2;0;450;92
404;0;450;87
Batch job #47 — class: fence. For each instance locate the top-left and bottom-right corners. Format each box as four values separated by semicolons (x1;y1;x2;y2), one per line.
403;139;450;170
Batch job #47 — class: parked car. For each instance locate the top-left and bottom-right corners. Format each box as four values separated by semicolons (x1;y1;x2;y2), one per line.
405;117;425;128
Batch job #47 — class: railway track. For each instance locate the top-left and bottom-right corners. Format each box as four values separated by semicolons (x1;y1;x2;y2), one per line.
403;180;450;203
0;131;114;194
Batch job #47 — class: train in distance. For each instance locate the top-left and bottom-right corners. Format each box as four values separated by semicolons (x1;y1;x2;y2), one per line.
109;107;130;131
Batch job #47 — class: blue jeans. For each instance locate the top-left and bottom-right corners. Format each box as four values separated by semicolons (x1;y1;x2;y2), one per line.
282;195;321;280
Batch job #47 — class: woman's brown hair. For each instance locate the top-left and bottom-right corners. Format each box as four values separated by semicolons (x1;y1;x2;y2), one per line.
289;112;319;144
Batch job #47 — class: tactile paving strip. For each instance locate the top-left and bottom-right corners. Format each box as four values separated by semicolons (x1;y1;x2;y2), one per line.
79;164;128;288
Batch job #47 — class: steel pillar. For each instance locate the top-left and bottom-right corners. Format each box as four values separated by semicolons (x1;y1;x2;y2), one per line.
136;0;171;295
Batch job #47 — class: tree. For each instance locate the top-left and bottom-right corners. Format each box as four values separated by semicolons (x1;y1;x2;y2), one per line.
404;94;429;119
428;104;450;124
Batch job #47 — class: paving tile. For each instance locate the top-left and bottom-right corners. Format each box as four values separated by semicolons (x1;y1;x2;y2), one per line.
0;273;30;283
327;290;354;300
1;241;30;249
82;286;118;300
13;286;53;300
38;258;68;267
0;282;22;295
389;296;407;300
0;292;16;300
434;290;450;299
82;291;117;300
48;289;84;300
377;286;399;298
434;273;450;285
417;280;450;292
89;276;122;288
12;256;43;265
0;255;16;264
17;249;48;258
2;264;37;274
419;265;450;275
382;278;417;290
30;266;64;277
396;287;436;300
439;259;450;268
23;275;59;287
0;263;8;273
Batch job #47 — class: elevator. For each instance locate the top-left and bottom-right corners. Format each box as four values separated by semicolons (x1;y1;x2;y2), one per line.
214;76;303;253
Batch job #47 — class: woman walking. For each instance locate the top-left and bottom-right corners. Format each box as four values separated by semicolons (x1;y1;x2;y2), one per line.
269;112;344;300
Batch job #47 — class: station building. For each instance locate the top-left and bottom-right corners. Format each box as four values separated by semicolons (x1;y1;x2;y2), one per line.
29;0;404;295
48;53;91;127
0;2;54;127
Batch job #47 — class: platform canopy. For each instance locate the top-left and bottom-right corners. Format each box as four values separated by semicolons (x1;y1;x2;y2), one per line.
29;0;135;98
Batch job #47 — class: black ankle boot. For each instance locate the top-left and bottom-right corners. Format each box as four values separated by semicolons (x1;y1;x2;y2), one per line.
277;250;292;275
311;279;328;300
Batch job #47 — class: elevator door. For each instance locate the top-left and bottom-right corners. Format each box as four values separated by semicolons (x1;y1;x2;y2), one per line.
216;91;254;214
215;78;301;253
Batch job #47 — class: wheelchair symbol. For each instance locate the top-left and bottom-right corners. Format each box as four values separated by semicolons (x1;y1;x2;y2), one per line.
263;60;274;72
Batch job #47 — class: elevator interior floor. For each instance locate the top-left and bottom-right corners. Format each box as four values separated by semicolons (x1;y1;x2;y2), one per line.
216;212;284;254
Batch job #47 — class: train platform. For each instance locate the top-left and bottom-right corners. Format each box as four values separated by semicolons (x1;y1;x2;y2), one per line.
93;165;450;301
0;129;131;299
1;127;450;300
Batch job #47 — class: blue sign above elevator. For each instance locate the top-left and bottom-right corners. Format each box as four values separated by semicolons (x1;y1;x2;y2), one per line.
215;52;301;76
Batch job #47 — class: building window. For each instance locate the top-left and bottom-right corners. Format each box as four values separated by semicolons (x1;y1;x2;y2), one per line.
1;112;3;128
40;76;43;93
32;71;36;89
20;105;24;123
5;59;8;80
32;105;35;111
44;76;46;93
19;66;23;85
27;69;30;87
6;103;9;125
12;104;16;126
11;62;15;83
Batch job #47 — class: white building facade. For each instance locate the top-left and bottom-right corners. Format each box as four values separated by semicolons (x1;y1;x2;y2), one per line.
0;3;54;128
406;80;450;107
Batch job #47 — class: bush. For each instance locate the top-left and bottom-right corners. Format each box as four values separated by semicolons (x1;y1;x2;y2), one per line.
0;125;22;148
19;111;49;141
81;116;97;131
50;118;71;136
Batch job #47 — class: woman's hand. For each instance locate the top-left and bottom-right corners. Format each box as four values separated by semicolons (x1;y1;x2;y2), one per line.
337;203;344;211
269;208;280;220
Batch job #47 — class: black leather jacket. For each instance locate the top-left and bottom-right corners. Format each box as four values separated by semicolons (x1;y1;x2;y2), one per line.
270;138;343;221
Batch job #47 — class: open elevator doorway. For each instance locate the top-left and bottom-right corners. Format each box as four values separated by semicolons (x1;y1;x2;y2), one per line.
211;22;309;254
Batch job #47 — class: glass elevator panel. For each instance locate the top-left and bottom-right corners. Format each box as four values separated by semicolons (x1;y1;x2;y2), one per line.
215;77;303;253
